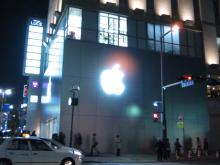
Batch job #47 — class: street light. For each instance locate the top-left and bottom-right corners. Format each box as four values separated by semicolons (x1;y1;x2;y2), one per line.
0;88;13;128
69;85;80;147
160;23;180;139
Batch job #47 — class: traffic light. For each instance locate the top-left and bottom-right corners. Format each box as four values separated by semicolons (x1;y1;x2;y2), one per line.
69;97;79;106
152;112;160;122
181;74;192;81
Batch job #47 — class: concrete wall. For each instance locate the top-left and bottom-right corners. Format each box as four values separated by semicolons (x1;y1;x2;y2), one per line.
59;39;209;154
200;0;219;65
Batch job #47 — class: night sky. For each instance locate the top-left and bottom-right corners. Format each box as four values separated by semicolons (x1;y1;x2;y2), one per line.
0;0;49;105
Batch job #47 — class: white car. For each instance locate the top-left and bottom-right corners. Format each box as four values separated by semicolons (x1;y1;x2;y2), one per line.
0;136;83;165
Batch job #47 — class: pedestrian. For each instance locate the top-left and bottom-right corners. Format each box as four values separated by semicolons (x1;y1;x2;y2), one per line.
203;138;208;157
156;138;163;161
196;137;202;158
31;130;37;136
75;133;82;149
59;131;66;145
114;134;121;156
163;138;171;160
90;133;99;156
174;138;181;160
52;133;59;142
185;137;193;159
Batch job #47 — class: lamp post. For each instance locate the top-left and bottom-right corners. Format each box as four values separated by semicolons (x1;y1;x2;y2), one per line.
69;85;80;147
0;89;13;129
160;24;180;139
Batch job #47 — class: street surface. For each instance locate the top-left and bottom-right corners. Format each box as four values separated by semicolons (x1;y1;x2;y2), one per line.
83;162;220;165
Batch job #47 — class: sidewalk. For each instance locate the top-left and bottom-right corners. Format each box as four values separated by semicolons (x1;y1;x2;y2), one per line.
83;153;220;163
83;154;157;163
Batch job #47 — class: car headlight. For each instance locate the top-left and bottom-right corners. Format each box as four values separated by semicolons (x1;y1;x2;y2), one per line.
74;150;82;157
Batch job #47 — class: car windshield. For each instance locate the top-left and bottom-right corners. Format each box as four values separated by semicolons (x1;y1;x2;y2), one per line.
40;138;62;150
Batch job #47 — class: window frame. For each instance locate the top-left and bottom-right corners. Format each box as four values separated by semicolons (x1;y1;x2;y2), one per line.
98;12;128;47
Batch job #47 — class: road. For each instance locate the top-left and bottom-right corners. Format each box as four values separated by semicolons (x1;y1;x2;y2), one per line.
83;161;220;165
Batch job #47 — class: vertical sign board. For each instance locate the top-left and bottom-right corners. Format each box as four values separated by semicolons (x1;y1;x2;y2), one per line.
23;85;28;98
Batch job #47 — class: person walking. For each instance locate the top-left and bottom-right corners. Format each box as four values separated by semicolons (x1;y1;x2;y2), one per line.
90;133;99;156
163;138;171;160
174;138;181;160
31;130;37;136
196;137;202;158
114;134;121;156
203;138;208;157
59;132;66;145
75;133;82;149
156;138;163;161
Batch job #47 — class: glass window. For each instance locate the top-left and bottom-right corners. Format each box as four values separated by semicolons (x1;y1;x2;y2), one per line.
30;140;52;151
155;25;161;41
164;43;172;53
217;38;220;52
7;139;29;150
172;28;179;44
98;12;128;47
146;23;180;55
67;7;82;40
147;24;154;39
173;44;180;55
163;26;172;43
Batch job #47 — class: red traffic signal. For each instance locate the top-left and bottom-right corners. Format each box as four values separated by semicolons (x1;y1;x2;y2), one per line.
152;112;160;122
182;74;192;81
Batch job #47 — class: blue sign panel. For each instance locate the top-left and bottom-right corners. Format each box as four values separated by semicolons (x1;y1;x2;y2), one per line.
181;80;194;88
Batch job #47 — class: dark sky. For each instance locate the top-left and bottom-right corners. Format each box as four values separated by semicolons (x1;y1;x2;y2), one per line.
0;0;49;105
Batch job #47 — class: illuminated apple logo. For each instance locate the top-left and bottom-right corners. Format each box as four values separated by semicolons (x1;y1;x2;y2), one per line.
100;64;125;95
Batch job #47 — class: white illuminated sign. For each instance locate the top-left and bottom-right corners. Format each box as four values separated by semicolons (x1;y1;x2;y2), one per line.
24;19;43;75
30;95;38;103
100;64;125;95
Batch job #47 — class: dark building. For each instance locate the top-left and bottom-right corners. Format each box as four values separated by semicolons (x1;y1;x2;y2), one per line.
23;0;220;153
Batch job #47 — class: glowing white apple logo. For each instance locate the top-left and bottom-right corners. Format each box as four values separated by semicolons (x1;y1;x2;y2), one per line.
100;64;125;95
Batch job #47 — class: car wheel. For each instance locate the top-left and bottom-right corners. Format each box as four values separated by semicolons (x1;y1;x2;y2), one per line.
61;158;75;165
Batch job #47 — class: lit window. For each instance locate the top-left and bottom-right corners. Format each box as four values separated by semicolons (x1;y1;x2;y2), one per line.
67;7;82;40
100;0;119;6
217;38;220;52
28;32;43;40
128;0;146;11
28;39;42;46
147;23;180;55
26;60;41;67
30;95;38;103
29;25;43;33
26;53;41;60
25;67;40;75
99;12;128;47
27;46;42;54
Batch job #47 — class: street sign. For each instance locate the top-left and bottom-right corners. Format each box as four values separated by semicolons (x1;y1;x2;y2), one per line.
181;80;194;88
177;121;184;128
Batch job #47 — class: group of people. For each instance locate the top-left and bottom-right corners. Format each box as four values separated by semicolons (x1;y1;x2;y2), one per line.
156;136;209;161
90;133;121;156
155;138;171;161
185;137;209;157
73;132;122;156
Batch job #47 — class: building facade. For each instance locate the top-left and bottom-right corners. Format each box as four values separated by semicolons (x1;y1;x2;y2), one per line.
23;0;220;153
